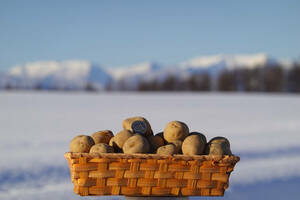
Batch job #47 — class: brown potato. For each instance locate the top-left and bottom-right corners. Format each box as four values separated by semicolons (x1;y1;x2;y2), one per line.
148;135;165;152
109;137;114;145
209;136;230;146
156;132;164;138
70;135;95;153
182;134;206;155
155;132;167;144
156;144;176;155
205;136;232;155
189;131;205;136
91;130;113;144
168;140;182;154
109;130;133;152
122;116;153;137
90;143;114;153
163;121;189;142
109;137;115;149
122;134;150;154
188;132;207;142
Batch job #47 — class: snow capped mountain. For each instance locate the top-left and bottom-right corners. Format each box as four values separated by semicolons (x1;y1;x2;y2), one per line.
0;53;295;91
180;53;278;71
278;59;295;69
175;54;281;89
4;60;112;90
107;62;163;89
108;61;161;80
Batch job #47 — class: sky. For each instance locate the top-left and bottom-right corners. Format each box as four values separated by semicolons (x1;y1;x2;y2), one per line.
1;0;300;71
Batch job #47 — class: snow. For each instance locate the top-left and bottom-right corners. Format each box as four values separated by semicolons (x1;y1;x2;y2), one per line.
279;59;295;69
1;53;292;90
180;53;276;70
0;92;300;200
233;154;300;184
107;62;164;89
6;60;112;89
108;61;161;80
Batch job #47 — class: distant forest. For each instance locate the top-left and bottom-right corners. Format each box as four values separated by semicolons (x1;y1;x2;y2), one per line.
108;63;300;93
3;63;300;93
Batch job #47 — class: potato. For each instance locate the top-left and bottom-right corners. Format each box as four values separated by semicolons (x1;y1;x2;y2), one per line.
182;134;206;155
156;132;164;138
109;130;133;152
206;144;232;155
156;144;176;155
156;132;167;144
123;134;150;154
70;135;95;153
188;132;207;140
109;137;115;148
163;121;189;142
205;136;232;155
91;130;113;144
189;131;205;136
122;116;153;137
90;143;114;153
209;136;230;146
168;140;182;154
148;135;165;152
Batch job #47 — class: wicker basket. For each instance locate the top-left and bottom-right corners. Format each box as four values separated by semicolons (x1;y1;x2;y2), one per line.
64;152;239;197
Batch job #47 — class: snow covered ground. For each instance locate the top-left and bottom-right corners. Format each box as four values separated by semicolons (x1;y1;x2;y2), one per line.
0;92;299;200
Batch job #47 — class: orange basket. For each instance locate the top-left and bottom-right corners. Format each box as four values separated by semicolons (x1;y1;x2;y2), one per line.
64;152;239;196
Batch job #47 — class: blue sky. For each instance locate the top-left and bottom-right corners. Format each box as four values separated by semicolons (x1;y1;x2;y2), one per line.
1;0;300;71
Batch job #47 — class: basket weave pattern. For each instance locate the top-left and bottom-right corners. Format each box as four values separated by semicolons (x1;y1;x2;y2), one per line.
64;152;239;196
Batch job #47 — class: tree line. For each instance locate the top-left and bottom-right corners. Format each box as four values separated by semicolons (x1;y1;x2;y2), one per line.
112;63;300;93
3;63;300;93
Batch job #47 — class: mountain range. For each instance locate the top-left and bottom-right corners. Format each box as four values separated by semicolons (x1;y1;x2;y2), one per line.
0;53;295;90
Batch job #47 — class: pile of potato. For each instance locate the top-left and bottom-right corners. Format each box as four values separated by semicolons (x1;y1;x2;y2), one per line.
69;116;232;156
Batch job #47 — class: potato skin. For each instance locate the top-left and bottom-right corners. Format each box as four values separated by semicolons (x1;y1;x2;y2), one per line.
122;134;150;154
148;135;165;152
163;121;189;142
155;132;167;144
208;136;230;146
90;143;114;153
156;144;176;155
168;140;183;154
70;135;95;153
156;132;164;139
205;136;232;155
182;134;206;155
122;116;153;137
91;130;113;144
109;130;133;152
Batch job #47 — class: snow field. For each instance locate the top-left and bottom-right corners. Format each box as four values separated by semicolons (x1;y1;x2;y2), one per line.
0;92;299;199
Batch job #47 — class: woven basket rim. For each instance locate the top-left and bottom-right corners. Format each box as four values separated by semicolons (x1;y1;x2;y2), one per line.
64;152;240;164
